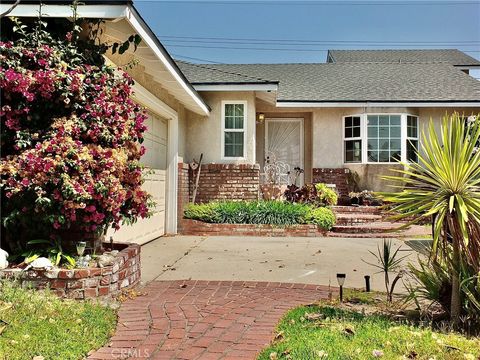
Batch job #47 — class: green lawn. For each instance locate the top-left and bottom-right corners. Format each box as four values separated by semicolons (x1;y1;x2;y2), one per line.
0;281;116;360
258;305;480;360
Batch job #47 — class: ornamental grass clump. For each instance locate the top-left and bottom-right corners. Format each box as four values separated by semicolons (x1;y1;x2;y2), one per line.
0;15;150;252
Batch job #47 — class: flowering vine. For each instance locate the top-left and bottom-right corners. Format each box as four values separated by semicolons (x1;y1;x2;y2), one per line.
0;16;150;243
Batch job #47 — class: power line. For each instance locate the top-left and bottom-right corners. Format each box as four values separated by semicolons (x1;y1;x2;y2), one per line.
171;53;223;63
162;40;480;47
165;44;480;52
143;0;480;5
159;35;480;45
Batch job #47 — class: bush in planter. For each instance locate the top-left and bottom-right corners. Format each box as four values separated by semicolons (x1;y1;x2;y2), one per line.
0;17;150;254
305;207;336;230
284;183;337;206
314;183;338;206
184;203;220;223
184;201;310;226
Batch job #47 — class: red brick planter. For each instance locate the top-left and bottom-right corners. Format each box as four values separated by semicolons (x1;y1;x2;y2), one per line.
0;243;140;299
181;219;327;237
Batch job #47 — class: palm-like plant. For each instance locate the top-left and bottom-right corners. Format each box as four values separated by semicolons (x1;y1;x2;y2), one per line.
381;113;480;323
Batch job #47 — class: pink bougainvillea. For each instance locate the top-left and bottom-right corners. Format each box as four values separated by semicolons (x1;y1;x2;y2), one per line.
0;20;150;237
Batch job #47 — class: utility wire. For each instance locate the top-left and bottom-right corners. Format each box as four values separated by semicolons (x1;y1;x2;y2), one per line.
143;1;480;6
171;53;223;63
165;44;480;52
159;35;480;45
162;40;480;47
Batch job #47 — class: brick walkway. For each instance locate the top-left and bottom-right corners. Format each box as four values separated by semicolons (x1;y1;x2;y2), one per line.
88;280;332;360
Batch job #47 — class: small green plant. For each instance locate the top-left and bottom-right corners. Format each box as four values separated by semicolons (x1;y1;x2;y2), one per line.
183;203;220;223
21;238;76;267
315;183;338;206
363;239;408;302
305;207;336;230
184;201;311;226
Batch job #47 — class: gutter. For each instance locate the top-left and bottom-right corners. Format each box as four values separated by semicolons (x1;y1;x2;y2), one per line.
192;82;279;92
276;100;480;108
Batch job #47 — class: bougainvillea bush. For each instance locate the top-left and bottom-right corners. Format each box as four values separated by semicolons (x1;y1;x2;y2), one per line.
0;17;150;252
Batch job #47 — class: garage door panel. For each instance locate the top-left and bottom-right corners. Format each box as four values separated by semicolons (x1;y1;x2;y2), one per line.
107;112;168;245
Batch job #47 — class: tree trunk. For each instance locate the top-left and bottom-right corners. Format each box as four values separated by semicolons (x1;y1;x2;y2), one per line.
450;225;462;325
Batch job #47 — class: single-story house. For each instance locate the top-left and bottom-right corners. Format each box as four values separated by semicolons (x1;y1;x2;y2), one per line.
3;1;480;244
176;50;480;203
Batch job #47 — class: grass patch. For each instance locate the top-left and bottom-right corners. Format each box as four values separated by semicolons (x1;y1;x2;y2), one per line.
258;305;480;360
0;281;116;360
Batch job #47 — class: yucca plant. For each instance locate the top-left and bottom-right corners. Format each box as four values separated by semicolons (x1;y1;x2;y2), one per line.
381;113;480;324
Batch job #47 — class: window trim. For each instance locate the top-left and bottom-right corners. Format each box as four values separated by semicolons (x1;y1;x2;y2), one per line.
221;100;248;160
406;115;419;163
343;113;419;165
342;115;363;164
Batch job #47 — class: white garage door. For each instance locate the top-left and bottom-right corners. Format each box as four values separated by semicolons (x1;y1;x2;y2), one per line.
107;112;168;245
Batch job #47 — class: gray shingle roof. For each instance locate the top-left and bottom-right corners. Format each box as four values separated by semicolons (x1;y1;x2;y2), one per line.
327;49;480;66
176;61;480;103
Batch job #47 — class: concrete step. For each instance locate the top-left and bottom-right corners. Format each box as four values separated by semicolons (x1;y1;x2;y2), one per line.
330;222;431;239
332;222;406;234
335;213;383;226
332;205;382;215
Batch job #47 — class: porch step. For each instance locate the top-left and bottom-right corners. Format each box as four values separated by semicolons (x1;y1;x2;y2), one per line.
330;222;430;238
332;222;404;234
335;213;383;226
332;206;382;215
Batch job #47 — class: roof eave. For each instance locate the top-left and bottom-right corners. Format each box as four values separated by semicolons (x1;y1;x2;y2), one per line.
192;82;279;92
0;2;210;115
276;100;480;108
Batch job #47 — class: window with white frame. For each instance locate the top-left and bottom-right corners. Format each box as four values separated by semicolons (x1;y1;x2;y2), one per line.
367;115;401;163
344;116;362;163
406;115;419;162
222;102;246;158
343;114;419;164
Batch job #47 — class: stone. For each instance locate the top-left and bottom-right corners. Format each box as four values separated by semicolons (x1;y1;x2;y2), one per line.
0;249;9;269
27;257;54;270
97;254;115;268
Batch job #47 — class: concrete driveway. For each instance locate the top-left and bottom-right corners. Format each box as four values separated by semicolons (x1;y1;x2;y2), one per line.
141;236;421;292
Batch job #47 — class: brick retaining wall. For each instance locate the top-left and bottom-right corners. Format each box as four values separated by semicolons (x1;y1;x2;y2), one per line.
177;163;190;233
312;168;350;198
189;163;260;203
0;243;140;299
182;219;327;237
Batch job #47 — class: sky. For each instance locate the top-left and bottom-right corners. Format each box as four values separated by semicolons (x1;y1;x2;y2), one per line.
134;0;480;77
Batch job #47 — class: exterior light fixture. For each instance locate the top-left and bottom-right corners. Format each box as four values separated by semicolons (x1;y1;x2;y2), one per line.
257;113;265;123
336;273;346;302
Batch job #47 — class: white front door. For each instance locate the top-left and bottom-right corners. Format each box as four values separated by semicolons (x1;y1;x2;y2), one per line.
265;118;304;185
107;112;167;245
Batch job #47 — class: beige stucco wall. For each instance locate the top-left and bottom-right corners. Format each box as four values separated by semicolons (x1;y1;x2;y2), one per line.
310;106;480;191
185;91;257;164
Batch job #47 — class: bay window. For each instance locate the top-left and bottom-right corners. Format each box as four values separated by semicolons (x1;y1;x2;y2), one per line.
343;114;419;164
222;101;246;159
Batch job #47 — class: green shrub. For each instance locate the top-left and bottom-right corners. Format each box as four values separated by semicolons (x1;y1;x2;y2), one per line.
315;183;338;206
245;201;310;225
184;203;220;223
184;201;310;226
306;207;336;230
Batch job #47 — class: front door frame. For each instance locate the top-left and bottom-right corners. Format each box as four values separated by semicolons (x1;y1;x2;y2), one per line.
264;118;304;185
